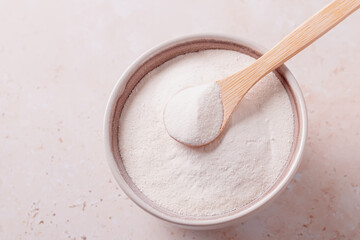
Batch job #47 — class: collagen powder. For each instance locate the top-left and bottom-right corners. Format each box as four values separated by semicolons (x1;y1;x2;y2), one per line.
119;49;294;216
163;82;223;146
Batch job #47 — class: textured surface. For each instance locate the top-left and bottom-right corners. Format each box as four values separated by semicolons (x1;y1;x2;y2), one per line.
0;0;359;239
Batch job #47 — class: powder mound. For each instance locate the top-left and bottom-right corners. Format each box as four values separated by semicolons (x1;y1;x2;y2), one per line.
163;83;223;146
119;49;294;216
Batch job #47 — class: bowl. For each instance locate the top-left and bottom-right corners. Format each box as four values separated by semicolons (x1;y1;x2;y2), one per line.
104;34;307;230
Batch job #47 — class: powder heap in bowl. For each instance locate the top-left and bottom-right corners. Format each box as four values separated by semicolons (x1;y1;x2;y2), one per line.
118;49;294;216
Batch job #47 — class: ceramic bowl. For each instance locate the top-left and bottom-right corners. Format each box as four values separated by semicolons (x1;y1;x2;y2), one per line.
104;34;307;230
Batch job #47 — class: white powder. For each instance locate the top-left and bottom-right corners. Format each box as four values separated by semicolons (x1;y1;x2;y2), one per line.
119;49;294;216
163;82;223;146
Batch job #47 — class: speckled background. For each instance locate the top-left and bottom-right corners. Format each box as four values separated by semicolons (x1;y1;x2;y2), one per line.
0;0;359;239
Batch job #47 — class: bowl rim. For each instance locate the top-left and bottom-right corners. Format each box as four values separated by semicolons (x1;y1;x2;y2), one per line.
104;33;307;229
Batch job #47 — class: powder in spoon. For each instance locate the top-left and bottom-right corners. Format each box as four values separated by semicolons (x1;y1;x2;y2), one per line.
163;82;223;146
119;49;294;216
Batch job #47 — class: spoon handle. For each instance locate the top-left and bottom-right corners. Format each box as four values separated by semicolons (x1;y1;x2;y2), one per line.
253;0;360;78
219;0;360;124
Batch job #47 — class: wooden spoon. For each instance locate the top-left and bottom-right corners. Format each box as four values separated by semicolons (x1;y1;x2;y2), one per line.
165;0;360;147
218;0;360;133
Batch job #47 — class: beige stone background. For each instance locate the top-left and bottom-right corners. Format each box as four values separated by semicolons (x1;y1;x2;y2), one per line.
0;0;359;239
